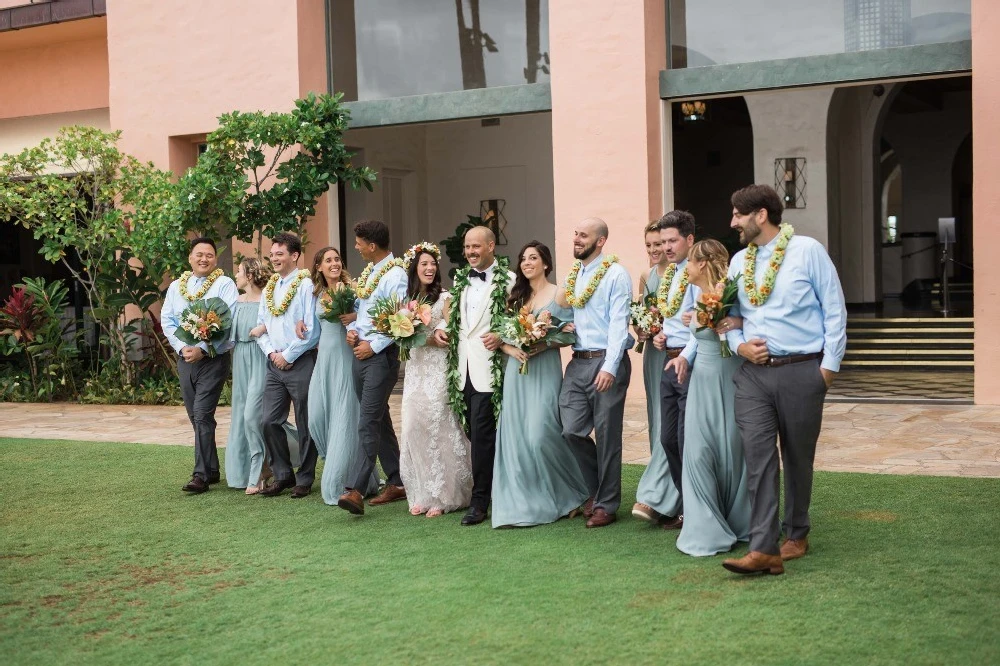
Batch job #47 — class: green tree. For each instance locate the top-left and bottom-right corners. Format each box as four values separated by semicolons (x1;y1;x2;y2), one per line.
0;126;180;384
176;92;377;257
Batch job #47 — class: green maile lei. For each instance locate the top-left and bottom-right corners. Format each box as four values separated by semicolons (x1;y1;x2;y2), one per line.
445;255;511;430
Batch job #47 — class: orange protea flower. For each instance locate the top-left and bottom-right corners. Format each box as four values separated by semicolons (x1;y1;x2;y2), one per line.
696;311;711;327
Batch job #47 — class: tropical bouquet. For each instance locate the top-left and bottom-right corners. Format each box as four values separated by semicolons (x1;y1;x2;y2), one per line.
693;276;741;358
176;297;233;358
629;293;663;354
369;295;433;361
318;283;357;323
499;305;576;374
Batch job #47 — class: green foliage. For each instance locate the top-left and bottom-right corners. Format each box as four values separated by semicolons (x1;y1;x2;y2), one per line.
440;215;482;278
0;126;181;384
176;92;377;257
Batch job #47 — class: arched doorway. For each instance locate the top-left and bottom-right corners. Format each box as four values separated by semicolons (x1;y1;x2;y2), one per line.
671;96;753;252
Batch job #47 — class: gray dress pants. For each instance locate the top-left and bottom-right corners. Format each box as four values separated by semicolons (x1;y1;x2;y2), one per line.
351;345;402;491
733;359;827;555
179;352;229;482
559;354;631;514
261;350;318;487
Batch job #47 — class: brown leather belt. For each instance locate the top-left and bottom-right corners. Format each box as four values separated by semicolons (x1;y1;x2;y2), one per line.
573;349;606;360
665;347;684;360
763;352;823;367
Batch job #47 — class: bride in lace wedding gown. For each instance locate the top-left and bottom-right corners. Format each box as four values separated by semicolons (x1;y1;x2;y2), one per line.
399;251;473;517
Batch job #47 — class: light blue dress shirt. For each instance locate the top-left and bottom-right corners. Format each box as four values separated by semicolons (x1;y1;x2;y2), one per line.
348;254;409;354
568;254;634;376
725;234;847;372
658;259;700;363
162;273;239;356
256;271;320;363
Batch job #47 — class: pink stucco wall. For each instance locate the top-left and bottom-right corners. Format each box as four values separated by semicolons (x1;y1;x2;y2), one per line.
972;0;1000;404
0;17;109;119
550;0;666;384
106;0;331;258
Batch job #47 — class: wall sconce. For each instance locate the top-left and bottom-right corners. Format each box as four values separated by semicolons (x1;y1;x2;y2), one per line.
479;199;508;245
774;157;806;208
680;100;706;122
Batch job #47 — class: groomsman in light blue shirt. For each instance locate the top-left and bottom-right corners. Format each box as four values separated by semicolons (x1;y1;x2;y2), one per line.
560;217;634;528
257;232;321;498
161;237;238;494
720;185;847;577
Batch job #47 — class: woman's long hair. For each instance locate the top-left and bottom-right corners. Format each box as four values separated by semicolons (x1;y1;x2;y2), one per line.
407;251;442;303
688;239;730;287
311;246;351;294
508;241;553;311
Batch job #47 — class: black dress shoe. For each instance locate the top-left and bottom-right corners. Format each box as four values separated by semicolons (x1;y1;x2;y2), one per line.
460;506;487;526
207;472;221;485
260;478;295;497
182;477;209;493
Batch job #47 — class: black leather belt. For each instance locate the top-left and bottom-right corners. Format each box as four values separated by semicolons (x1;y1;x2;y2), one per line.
764;352;823;367
573;350;606;360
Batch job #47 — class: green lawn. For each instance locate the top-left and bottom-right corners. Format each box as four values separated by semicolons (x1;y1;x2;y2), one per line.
1;437;998;665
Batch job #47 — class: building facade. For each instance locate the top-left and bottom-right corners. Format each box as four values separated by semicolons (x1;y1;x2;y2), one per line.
1;0;997;403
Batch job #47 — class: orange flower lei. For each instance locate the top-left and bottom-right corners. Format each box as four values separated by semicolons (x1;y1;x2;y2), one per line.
178;269;224;302
565;255;618;308
743;223;794;306
355;258;404;299
655;263;689;317
263;269;310;316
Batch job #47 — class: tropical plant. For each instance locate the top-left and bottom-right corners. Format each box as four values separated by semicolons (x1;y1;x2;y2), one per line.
0;126;180;385
175;92;377;257
0;286;46;389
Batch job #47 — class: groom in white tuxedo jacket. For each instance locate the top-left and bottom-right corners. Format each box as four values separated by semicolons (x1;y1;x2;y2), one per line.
434;226;514;526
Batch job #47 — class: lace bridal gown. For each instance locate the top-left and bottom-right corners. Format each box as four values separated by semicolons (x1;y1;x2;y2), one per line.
399;292;473;515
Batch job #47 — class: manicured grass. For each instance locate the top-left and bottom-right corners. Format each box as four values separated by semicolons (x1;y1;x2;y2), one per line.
1;437;998;665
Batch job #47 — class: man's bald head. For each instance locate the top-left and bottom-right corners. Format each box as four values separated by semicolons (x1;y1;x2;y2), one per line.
572;217;609;262
465;225;496;245
580;217;609;241
464;225;496;270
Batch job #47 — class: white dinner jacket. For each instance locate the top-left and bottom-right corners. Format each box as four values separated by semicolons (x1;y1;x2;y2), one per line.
454;271;515;393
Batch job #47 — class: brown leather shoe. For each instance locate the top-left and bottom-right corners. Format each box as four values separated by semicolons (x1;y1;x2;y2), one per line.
586;507;617;528
631;503;661;523
290;485;311;499
369;484;406;505
582;497;594;519
337;489;365;515
780;537;809;561
181;476;209;493
722;551;784;576
659;515;683;530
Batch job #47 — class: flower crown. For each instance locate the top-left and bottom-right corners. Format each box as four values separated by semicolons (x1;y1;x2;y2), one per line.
402;242;441;268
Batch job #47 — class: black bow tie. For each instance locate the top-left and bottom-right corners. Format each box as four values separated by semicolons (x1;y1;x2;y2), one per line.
469;269;487;281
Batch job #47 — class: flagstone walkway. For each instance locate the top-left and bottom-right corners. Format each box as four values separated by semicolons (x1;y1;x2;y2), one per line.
3;396;999;478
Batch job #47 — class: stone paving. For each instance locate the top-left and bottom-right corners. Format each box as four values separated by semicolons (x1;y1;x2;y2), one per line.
3;395;998;478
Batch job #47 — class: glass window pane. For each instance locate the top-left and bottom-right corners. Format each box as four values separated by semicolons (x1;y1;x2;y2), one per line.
668;0;970;69
331;0;550;102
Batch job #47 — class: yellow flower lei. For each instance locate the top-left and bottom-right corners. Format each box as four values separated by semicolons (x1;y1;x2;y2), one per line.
355;258;403;299
743;223;794;306
656;263;689;317
565;255;618;308
263;269;310;316
178;269;224;302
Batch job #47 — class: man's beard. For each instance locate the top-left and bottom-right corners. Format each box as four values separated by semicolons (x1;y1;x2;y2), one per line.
738;220;761;246
573;240;599;260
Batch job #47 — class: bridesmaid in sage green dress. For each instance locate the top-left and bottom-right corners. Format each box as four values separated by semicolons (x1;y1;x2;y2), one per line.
226;258;297;494
304;247;379;505
633;224;683;523
492;242;589;528
666;240;750;556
